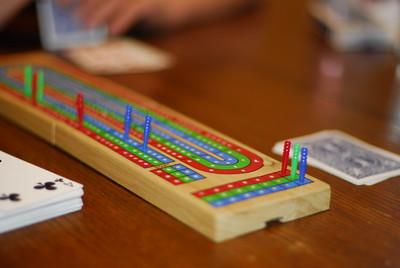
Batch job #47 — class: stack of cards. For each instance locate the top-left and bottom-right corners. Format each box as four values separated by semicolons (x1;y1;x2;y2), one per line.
0;151;84;233
63;38;174;74
273;130;400;185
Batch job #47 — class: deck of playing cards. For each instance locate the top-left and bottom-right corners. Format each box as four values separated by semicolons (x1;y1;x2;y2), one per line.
0;151;84;233
62;38;174;74
273;130;400;185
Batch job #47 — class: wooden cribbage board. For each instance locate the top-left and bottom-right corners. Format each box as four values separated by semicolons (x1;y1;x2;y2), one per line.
0;53;330;242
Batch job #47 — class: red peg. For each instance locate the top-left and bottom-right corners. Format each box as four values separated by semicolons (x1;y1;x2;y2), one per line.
281;140;291;176
31;72;38;106
76;93;84;128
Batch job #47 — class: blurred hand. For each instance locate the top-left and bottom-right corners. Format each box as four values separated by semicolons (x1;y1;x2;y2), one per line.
60;0;165;35
60;0;256;36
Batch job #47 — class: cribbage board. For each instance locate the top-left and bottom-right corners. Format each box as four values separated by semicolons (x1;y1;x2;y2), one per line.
0;53;330;242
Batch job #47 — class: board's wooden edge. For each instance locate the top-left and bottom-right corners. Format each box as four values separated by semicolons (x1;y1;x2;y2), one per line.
0;88;56;143
214;182;330;241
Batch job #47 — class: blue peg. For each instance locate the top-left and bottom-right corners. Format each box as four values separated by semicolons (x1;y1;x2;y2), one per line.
124;105;133;141
142;115;152;151
299;147;308;184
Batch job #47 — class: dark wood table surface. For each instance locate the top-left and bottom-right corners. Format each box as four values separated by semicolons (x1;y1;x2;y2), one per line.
1;1;399;267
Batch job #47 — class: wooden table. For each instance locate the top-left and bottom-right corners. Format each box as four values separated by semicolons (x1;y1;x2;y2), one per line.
1;1;399;267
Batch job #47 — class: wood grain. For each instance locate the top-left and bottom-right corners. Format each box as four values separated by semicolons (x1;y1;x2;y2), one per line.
0;0;399;267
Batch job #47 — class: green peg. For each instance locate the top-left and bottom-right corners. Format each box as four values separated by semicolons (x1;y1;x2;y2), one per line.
37;70;44;103
290;143;301;179
24;65;32;98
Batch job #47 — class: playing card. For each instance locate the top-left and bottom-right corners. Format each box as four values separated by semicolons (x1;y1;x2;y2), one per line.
62;38;174;74
0;151;83;219
37;0;107;50
272;130;400;185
